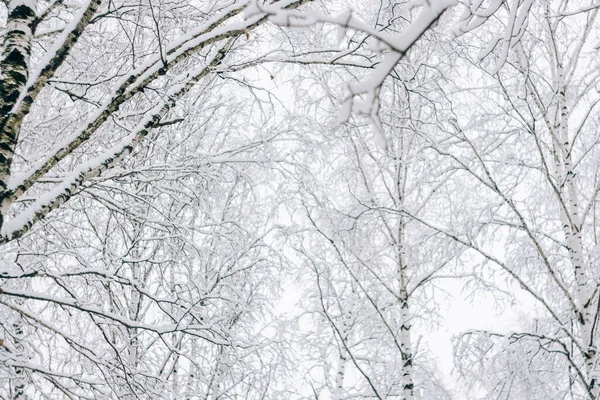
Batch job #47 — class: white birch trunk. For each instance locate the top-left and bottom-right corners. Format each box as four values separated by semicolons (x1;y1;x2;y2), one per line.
334;307;351;399
10;314;25;400
398;222;414;400
170;268;179;396
554;61;598;397
0;0;36;227
396;139;414;400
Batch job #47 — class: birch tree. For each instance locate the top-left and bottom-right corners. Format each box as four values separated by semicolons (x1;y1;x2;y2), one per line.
0;1;314;395
0;71;293;398
0;0;321;243
0;0;558;398
418;1;600;398
275;12;460;393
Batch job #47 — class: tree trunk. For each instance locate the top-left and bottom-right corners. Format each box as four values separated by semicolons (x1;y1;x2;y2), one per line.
0;0;36;228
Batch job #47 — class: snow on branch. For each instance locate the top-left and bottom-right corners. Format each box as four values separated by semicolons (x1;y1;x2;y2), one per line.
249;0;455;149
455;0;534;74
0;0;315;239
0;40;234;242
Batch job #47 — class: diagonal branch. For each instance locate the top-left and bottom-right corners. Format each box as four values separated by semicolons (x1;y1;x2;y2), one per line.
0;39;234;243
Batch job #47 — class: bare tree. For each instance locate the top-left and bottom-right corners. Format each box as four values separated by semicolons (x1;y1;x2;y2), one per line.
410;1;600;398
0;0;314;397
7;0;581;398
0;70;294;397
276;19;461;394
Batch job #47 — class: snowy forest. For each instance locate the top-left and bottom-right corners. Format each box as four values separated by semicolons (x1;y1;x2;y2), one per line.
0;0;599;399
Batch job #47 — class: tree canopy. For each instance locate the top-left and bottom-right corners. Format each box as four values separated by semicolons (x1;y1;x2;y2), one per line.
1;0;600;399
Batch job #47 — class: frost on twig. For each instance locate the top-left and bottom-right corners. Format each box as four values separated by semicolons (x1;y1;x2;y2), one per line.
455;0;534;74
250;0;455;150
